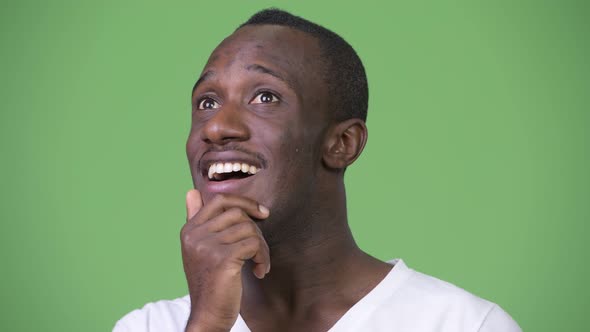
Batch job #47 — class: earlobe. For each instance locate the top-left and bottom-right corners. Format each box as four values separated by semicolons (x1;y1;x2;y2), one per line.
323;119;368;170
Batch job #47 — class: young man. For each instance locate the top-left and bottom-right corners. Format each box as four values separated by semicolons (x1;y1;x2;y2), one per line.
114;9;521;332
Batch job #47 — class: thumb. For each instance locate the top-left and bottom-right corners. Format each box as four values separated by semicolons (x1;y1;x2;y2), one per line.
186;189;203;221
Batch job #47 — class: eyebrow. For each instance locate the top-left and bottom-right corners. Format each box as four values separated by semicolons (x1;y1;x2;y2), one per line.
245;64;295;90
192;64;296;95
192;70;215;94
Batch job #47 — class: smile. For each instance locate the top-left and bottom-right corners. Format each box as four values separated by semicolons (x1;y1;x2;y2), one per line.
207;161;260;181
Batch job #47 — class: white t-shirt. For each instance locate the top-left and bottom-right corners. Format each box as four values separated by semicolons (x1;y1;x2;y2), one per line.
113;259;521;332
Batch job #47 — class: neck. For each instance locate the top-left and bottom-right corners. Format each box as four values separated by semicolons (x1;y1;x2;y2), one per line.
240;179;390;320
241;223;363;313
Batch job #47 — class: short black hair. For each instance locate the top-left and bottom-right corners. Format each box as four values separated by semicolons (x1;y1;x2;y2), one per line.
238;9;369;122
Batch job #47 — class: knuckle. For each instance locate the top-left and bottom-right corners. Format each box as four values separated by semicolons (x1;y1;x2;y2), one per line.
219;224;242;242
180;224;207;243
193;240;214;257
227;207;243;219
187;240;226;266
180;225;192;243
230;237;257;256
241;222;254;233
208;246;226;263
230;223;249;238
192;241;205;254
246;236;261;248
242;222;257;235
235;222;255;236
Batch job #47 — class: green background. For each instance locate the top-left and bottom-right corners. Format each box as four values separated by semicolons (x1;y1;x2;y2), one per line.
1;1;588;331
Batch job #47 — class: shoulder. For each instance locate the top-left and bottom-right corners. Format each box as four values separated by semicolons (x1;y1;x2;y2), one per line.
477;304;522;332
387;260;493;310
113;295;191;332
408;270;520;331
404;267;491;309
378;260;522;332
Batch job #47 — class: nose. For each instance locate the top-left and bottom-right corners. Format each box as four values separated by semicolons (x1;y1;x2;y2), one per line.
200;102;250;145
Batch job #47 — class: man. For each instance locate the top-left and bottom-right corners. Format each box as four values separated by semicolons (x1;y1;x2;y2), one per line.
114;9;521;332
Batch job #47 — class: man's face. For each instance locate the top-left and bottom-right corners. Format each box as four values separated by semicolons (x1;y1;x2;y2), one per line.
187;25;329;221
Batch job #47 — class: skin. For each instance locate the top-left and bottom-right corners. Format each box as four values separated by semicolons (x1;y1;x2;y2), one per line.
183;24;392;332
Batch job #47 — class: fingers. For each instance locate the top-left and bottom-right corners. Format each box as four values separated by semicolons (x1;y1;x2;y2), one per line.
206;211;271;278
250;242;271;278
204;208;253;233
189;194;270;226
186;189;203;221
214;215;262;243
182;192;271;279
230;236;271;279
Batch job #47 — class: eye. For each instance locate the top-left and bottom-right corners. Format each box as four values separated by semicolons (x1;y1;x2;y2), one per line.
250;91;279;104
197;97;220;110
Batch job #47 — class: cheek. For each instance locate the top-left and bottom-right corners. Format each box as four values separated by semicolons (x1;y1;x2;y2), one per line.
186;118;206;158
278;126;307;163
262;133;319;223
270;128;317;189
185;133;198;164
185;128;206;178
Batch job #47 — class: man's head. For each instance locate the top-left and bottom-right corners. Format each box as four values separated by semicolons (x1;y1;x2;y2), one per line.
237;9;369;122
186;9;369;242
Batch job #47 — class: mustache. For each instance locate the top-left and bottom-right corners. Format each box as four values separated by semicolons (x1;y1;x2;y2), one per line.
201;145;268;168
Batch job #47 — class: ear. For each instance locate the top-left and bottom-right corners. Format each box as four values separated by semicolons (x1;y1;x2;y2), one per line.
322;118;368;170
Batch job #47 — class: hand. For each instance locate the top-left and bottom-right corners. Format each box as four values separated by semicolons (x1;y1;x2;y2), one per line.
181;189;271;332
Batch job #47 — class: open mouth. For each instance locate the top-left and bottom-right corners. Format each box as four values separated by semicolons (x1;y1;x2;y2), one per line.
207;162;260;182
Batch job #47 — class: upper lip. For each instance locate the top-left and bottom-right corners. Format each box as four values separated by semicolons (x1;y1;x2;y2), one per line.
199;151;266;178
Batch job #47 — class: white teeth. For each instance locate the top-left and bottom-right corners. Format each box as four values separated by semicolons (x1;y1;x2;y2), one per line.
207;162;262;179
208;165;215;179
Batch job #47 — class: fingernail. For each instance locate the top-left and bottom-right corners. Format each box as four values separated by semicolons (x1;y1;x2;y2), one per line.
258;204;269;216
266;265;271;274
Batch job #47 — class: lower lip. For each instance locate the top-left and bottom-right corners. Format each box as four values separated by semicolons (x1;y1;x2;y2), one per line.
204;174;257;193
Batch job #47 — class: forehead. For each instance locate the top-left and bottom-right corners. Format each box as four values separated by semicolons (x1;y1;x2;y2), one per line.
201;25;324;91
